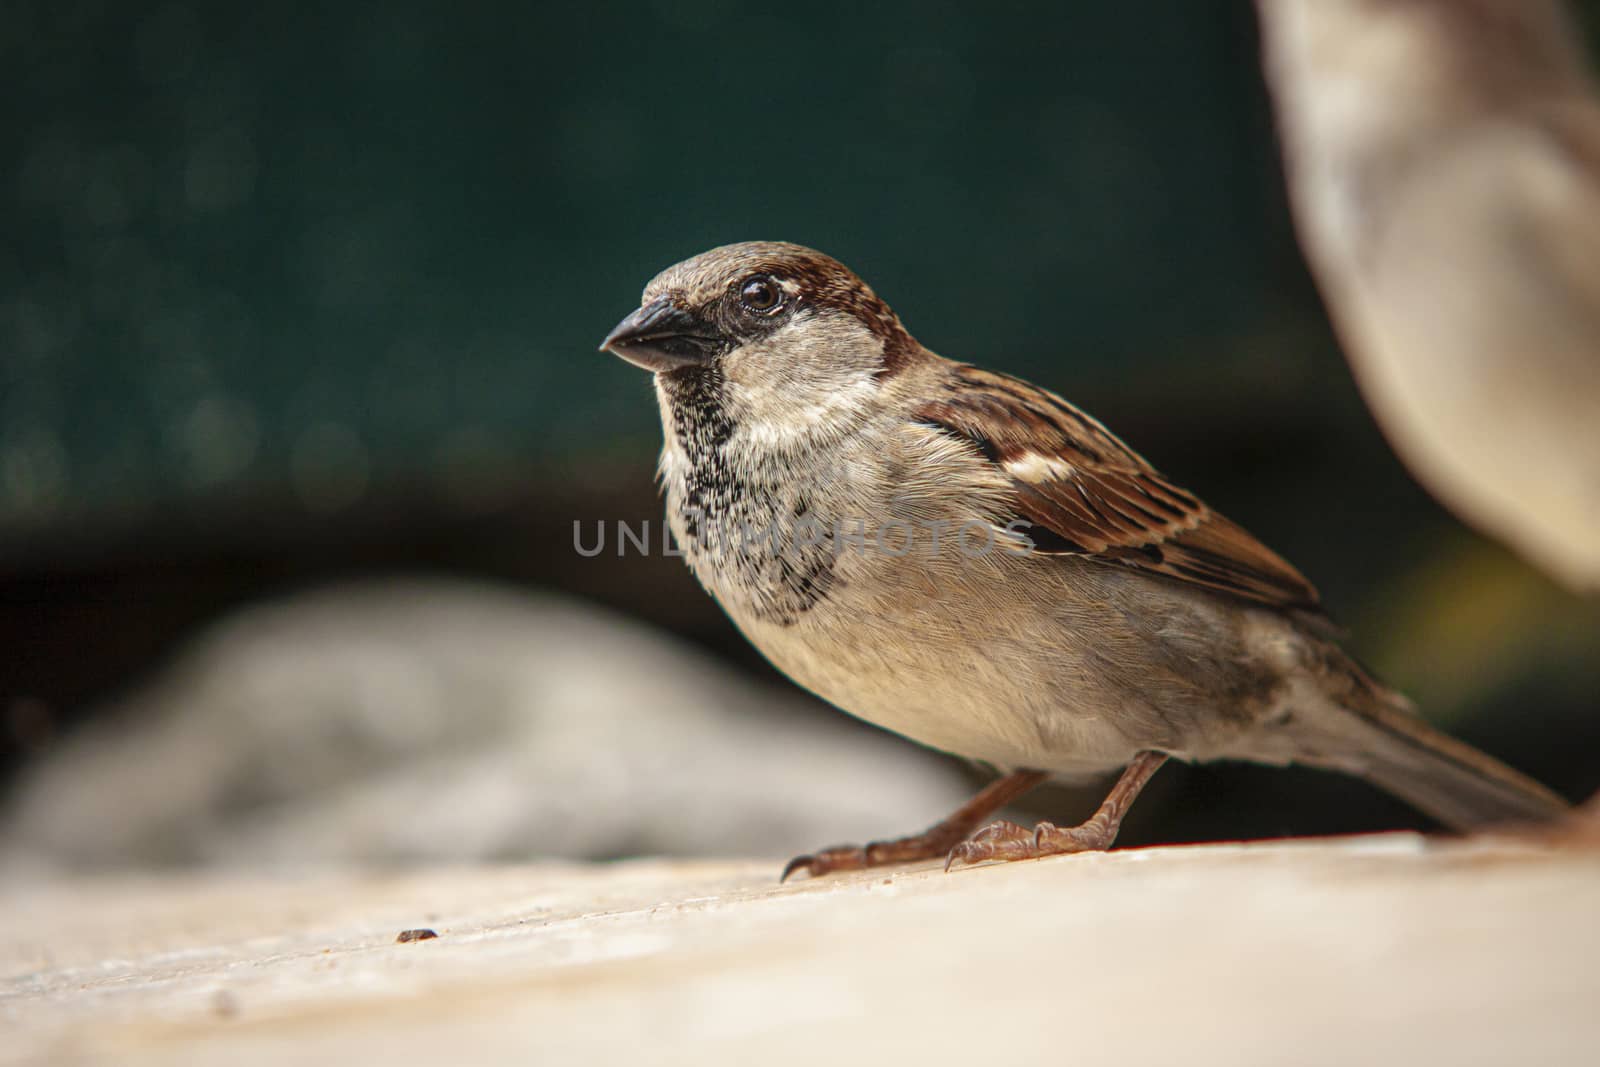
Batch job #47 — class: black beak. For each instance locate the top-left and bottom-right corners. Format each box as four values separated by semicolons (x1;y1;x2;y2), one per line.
598;296;723;373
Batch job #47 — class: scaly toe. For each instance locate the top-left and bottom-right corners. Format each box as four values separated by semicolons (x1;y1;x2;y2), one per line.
944;819;1035;871
779;845;868;882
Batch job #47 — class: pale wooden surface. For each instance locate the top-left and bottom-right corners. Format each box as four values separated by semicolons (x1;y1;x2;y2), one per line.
4;834;1598;1066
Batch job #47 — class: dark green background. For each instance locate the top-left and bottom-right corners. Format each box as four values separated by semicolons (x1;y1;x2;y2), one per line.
5;2;1597;832
5;2;1293;541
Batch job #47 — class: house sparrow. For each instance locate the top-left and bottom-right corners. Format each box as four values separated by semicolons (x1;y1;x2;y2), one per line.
600;241;1568;878
1256;0;1600;592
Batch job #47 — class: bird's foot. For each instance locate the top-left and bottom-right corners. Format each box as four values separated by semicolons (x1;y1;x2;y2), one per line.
781;826;970;882
778;769;1052;882
944;817;1117;871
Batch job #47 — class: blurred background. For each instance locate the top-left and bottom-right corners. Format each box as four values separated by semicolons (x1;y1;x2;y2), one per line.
3;0;1597;875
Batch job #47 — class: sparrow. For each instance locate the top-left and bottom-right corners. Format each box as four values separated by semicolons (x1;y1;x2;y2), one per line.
1256;0;1600;592
599;241;1569;878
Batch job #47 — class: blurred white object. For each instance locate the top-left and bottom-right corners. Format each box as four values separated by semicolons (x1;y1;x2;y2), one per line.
1257;0;1600;591
0;581;967;876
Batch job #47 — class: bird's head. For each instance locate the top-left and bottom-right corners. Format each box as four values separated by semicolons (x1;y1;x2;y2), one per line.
600;243;921;421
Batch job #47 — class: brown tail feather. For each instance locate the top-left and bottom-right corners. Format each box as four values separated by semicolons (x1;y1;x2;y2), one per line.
1294;647;1569;830
1345;693;1569;829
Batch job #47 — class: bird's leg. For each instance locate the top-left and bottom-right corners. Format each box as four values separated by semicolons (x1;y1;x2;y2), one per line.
946;751;1168;870
781;769;1049;881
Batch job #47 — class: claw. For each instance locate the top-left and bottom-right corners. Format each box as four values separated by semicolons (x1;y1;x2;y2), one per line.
779;854;816;883
779;844;869;882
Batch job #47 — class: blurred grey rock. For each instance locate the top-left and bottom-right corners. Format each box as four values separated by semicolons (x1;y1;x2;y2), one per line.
0;580;968;877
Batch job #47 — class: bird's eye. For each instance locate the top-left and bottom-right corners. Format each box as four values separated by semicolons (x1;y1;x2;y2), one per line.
738;276;782;313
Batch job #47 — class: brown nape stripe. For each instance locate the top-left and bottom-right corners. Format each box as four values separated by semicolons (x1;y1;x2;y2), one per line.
876;331;920;377
762;250;920;378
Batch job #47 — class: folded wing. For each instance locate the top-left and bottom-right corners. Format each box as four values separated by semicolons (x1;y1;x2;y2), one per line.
915;364;1322;613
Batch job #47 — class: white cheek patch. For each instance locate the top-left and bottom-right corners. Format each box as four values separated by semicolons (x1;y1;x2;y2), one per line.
1005;453;1078;482
722;315;885;454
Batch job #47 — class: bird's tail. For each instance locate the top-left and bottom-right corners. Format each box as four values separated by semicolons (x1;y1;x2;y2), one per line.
1292;648;1569;830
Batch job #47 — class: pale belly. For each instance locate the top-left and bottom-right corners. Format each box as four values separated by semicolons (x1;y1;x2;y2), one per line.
714;551;1285;777
746;618;1144;776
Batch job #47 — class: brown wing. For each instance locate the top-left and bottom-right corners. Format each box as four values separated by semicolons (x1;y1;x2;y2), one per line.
915;365;1322;612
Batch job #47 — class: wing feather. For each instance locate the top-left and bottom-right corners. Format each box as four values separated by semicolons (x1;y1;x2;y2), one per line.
916;365;1322;612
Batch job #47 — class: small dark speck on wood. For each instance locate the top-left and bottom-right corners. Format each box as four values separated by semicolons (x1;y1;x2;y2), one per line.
212;989;240;1018
396;928;439;943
